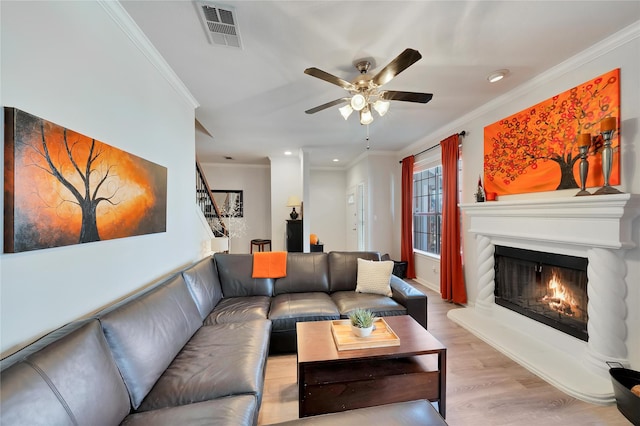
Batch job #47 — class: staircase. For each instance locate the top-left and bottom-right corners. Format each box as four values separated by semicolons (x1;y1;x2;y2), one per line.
196;161;227;236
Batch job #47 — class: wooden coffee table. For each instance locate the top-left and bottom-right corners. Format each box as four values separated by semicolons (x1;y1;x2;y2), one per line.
296;315;446;418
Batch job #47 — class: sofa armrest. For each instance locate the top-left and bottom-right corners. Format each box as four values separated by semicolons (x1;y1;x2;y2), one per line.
390;275;427;329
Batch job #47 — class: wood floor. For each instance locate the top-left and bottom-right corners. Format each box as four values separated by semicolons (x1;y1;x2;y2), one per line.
257;284;630;425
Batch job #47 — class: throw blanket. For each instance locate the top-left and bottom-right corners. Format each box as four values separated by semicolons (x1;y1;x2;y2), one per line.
252;251;287;278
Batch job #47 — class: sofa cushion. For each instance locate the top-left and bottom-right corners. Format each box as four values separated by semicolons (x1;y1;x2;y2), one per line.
215;253;275;297
204;296;271;325
0;320;130;426
356;258;394;296
122;395;257;426
0;362;72;426
269;292;340;332
331;291;407;318
137;320;271;412
274;252;329;295
99;274;203;409
328;251;380;292
182;256;223;320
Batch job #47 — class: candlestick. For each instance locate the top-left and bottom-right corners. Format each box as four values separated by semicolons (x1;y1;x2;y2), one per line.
575;144;591;196
594;117;622;195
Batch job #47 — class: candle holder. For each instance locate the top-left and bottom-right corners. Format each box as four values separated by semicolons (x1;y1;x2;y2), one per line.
575;144;591;196
594;123;622;195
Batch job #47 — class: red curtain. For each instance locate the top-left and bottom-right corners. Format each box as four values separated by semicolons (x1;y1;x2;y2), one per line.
440;135;467;303
401;156;416;279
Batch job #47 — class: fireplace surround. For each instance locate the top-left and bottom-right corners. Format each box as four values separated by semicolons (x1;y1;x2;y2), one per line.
454;193;640;404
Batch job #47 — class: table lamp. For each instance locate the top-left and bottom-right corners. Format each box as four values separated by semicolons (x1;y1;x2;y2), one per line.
211;237;229;253
286;195;301;220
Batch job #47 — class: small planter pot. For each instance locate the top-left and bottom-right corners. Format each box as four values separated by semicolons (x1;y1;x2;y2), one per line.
351;324;374;337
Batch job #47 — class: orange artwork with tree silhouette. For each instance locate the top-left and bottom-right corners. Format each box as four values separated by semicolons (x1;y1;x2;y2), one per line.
4;108;167;253
483;68;620;195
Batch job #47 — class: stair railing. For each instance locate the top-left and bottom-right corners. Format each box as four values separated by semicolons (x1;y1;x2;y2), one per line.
196;161;228;236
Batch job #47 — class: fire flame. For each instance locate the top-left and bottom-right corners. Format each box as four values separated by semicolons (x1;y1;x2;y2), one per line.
541;273;578;317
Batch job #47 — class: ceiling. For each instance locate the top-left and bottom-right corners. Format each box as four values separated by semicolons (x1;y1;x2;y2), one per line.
121;1;640;168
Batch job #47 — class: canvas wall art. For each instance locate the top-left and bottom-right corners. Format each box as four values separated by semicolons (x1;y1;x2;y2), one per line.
483;68;620;195
4;107;167;253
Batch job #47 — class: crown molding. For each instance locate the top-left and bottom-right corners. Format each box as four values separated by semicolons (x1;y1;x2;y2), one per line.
400;20;640;159
98;1;199;109
201;162;270;169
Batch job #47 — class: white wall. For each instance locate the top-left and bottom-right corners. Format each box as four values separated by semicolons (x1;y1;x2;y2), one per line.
345;152;399;257
201;163;271;253
414;254;441;291
0;1;202;356
270;156;302;251
347;155;369;251
403;23;640;368
309;169;347;252
301;151;311;253
367;154;400;258
201;162;346;254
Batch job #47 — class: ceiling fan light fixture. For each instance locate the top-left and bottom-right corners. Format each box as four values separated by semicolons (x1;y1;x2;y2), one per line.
350;93;367;111
360;107;373;125
303;49;431;125
373;100;390;117
339;104;353;120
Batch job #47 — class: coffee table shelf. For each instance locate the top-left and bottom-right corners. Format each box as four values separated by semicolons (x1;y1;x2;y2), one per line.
297;315;447;418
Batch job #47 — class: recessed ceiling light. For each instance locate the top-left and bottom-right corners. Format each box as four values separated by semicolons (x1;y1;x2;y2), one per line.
487;69;509;83
284;151;292;156
332;158;339;162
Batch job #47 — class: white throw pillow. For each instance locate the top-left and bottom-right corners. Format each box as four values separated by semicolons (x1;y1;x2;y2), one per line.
356;258;394;297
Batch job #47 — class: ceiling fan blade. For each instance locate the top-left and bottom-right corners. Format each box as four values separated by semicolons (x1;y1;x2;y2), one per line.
371;49;422;87
381;91;433;103
305;98;350;114
304;68;355;91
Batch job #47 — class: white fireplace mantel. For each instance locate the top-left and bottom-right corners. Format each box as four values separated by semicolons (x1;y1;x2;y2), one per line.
452;193;640;404
461;193;640;249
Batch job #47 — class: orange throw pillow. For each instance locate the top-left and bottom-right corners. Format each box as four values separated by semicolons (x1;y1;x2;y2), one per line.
252;251;287;278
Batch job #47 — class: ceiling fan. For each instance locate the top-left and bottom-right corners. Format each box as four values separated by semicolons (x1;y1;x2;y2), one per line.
304;48;433;125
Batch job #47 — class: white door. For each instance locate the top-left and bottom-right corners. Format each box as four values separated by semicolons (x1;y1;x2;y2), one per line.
356;183;365;251
346;187;357;250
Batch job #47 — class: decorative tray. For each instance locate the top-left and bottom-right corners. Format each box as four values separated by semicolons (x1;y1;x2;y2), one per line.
330;317;400;351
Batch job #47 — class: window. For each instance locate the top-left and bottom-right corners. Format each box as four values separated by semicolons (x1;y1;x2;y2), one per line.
413;164;442;255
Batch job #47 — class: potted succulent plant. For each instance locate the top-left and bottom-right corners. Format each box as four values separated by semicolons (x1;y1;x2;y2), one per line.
349;308;376;337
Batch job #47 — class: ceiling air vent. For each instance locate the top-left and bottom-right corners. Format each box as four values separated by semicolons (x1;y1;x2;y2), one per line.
196;2;242;49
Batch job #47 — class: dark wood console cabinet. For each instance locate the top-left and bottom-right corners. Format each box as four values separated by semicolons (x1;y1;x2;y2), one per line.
287;220;303;252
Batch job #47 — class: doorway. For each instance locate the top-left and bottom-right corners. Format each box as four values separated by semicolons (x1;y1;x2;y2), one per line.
346;183;366;251
356;183;365;250
346;187;357;251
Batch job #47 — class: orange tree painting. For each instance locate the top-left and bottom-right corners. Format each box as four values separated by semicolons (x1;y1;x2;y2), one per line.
4;108;167;253
483;69;620;195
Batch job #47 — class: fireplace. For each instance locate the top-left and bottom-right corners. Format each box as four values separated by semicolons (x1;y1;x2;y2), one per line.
494;246;588;341
453;193;640;404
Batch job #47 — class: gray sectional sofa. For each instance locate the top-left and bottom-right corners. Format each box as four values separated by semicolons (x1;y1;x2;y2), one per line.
208;251;427;353
0;251;438;425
